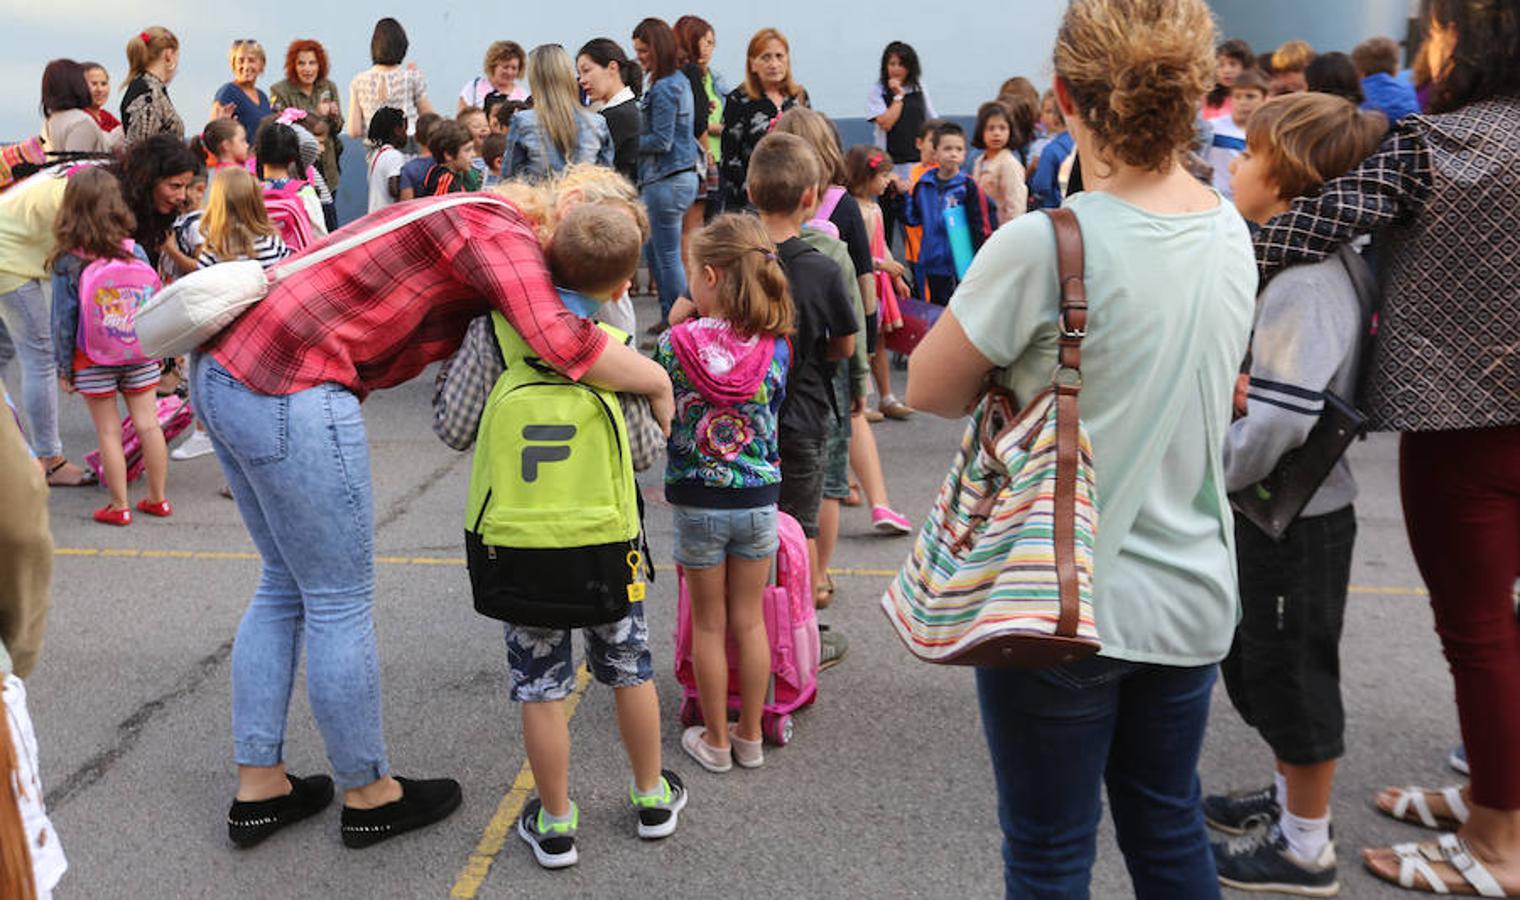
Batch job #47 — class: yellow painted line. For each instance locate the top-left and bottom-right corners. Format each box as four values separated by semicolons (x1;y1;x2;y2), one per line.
450;664;593;898
54;548;1442;598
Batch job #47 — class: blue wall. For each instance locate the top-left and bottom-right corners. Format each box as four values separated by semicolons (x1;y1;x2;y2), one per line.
1210;0;1416;59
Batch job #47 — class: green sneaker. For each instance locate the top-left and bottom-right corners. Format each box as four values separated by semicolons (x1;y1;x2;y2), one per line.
517;798;578;869
631;769;687;839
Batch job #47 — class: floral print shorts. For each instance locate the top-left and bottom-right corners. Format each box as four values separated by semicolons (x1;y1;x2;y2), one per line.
504;605;653;702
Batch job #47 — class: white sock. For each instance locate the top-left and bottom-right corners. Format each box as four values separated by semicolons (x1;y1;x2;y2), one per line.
1274;772;1288;809
1279;809;1331;862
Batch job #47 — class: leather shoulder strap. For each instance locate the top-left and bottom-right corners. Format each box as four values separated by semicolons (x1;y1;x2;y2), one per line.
1040;207;1086;638
1043;207;1087;373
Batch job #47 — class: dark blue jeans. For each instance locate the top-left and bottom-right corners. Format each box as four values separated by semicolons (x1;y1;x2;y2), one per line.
976;657;1219;900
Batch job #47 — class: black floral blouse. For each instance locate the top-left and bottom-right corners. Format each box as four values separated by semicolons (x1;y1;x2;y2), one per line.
718;86;808;212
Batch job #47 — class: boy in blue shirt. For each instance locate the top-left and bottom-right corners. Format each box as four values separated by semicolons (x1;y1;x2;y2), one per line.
903;122;988;304
397;112;442;201
1353;36;1420;122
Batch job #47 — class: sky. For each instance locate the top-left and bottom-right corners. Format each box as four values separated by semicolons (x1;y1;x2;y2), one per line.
1;2;1070;142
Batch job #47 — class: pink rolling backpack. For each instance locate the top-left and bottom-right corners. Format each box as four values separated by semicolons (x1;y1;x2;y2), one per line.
674;509;819;745
86;394;195;483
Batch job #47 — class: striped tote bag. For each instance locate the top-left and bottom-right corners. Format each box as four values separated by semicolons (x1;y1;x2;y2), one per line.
881;208;1100;667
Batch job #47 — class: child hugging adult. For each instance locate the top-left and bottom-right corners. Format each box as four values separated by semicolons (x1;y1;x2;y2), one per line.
189;171;673;852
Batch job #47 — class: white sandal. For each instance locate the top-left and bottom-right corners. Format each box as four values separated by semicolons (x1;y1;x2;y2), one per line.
1384;834;1508;896
1385;785;1472;830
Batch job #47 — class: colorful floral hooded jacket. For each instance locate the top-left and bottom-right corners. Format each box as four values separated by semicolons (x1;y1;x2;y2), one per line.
656;317;789;508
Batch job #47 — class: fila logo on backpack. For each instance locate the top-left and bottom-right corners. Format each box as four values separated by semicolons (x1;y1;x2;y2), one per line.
464;311;647;628
77;241;160;366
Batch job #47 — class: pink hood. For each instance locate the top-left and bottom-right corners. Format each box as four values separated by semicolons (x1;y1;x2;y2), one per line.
669;318;777;407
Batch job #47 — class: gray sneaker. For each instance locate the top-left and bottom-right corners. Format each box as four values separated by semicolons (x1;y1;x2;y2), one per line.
819;629;849;671
1213;823;1339;897
1203;785;1280;835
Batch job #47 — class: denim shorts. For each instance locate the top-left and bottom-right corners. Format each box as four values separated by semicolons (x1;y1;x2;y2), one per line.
671;503;779;569
504;604;653;702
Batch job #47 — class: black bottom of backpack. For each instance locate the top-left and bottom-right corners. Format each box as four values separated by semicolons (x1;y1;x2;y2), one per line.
465;530;633;628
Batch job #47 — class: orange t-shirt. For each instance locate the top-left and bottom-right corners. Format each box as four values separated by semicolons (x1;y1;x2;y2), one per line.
902;161;938;262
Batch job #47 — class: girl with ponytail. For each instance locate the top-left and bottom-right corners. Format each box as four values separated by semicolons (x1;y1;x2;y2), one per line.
655;213;793;773
120;26;182;145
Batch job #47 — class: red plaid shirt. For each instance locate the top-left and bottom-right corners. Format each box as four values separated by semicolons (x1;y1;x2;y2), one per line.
208;195;607;398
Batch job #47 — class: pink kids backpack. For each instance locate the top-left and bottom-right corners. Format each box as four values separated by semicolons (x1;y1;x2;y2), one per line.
77;241;160;365
262;180;315;252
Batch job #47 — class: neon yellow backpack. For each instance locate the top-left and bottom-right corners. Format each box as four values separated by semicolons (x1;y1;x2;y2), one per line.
465;311;646;626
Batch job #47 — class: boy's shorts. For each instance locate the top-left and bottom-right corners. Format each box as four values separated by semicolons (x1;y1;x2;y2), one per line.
1221;505;1356;765
671;504;779;569
778;429;826;538
74;361;161;398
504;605;653;702
822;373;853;501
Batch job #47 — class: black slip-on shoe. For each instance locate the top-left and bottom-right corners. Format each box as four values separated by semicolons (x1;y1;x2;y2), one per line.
340;776;462;849
228;774;335;849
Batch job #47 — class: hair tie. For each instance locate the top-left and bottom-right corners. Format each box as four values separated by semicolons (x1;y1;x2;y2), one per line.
138;29;153;46
277;108;308;126
868;153;884;167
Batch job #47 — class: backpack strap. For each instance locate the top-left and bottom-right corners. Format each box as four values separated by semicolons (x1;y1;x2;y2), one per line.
1040;207;1087;640
1336;242;1382;406
816;185;845;222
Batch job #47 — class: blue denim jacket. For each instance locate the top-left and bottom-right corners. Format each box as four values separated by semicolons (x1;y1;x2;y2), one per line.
638;73;697;187
506;109;614;181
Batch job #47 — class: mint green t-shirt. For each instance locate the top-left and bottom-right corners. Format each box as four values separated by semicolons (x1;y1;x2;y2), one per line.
949;190;1256;666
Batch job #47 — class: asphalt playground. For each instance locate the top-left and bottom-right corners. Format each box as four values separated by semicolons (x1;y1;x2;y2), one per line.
8;295;1460;899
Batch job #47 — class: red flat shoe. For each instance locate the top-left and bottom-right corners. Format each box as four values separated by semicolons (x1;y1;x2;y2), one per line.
136;498;173;518
93;505;132;526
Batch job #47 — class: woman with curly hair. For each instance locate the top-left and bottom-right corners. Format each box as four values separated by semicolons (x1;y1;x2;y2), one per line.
1257;0;1520;892
907;0;1255;893
271;39;345;196
458;40;528;111
112;133;199;269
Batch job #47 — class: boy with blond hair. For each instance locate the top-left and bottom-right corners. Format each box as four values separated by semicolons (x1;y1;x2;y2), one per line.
435;200;680;871
1205;92;1389;896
